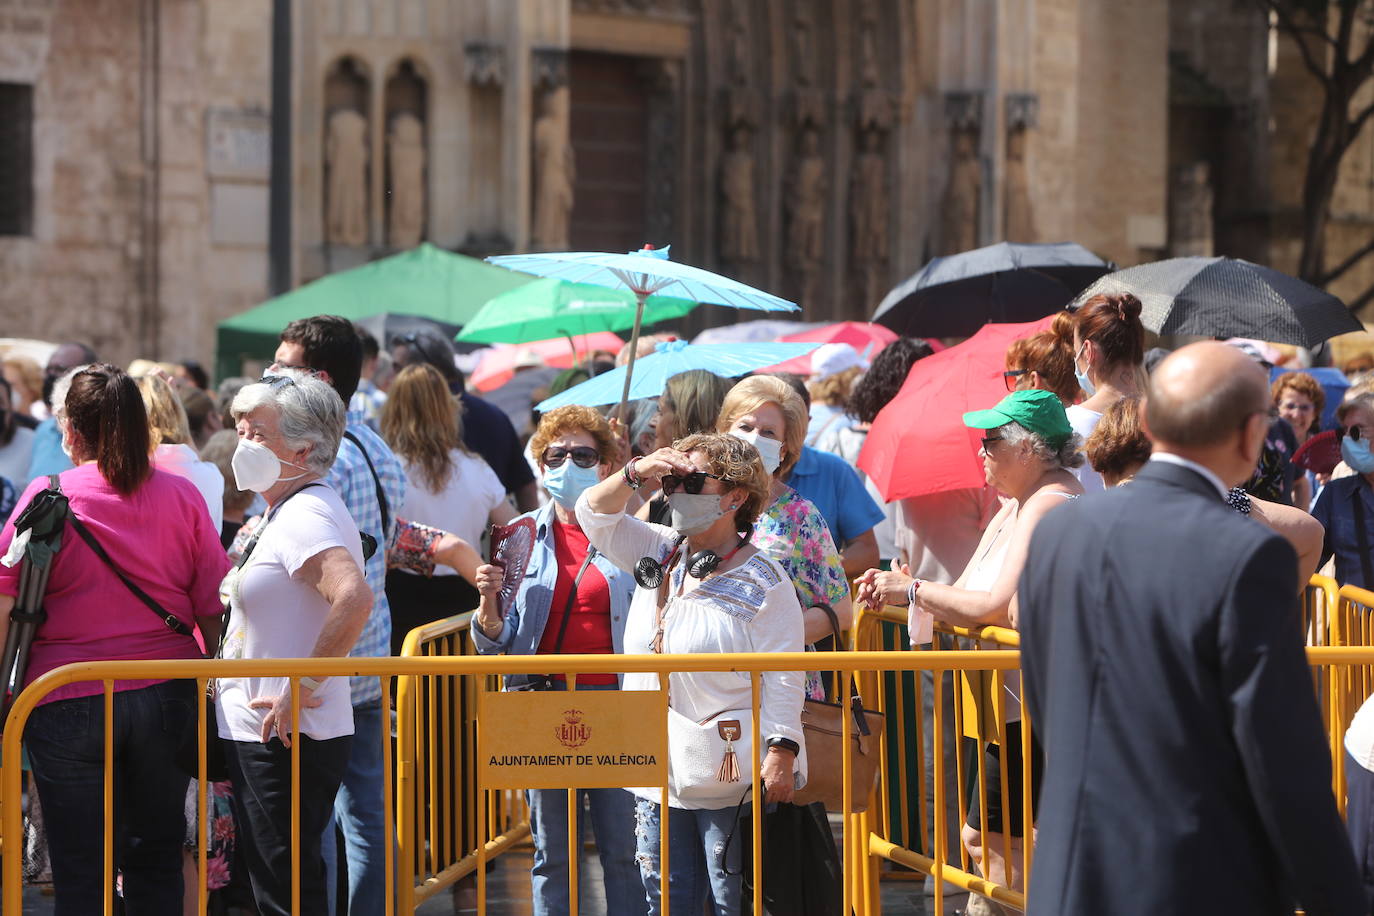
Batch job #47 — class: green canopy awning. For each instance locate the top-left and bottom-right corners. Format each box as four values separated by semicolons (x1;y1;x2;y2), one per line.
215;243;532;379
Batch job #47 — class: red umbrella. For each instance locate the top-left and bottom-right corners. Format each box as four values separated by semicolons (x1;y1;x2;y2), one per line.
858;317;1055;500
765;321;943;375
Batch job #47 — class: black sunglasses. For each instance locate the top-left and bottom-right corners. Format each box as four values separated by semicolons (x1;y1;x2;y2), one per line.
543;446;600;469
661;471;727;496
1002;370;1029;392
1345;426;1366;442
980;435;1003;451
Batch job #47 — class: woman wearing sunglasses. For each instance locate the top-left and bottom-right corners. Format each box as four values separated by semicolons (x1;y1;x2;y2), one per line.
1002;312;1080;407
578;432;805;916
380;364;517;655
470;405;644;916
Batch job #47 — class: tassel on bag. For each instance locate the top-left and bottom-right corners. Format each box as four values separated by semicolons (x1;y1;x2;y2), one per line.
717;720;742;783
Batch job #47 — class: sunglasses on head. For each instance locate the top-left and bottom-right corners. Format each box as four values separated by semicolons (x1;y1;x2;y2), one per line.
260;374;298;390
661;471;727;496
543;446;600;469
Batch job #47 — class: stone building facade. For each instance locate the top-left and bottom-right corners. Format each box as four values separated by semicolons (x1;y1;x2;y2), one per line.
0;0;1366;370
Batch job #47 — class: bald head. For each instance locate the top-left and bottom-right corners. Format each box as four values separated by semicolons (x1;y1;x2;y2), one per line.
1145;341;1270;449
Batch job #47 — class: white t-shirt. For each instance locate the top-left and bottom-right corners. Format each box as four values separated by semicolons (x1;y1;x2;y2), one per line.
1347;694;1374;772
397;450;507;575
1066;404;1105;494
153;443;225;532
217;484;363;742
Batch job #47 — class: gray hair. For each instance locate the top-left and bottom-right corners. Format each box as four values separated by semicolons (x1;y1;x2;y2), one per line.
1338;391;1374;425
230;372;346;476
52;364;93;421
999;420;1085;470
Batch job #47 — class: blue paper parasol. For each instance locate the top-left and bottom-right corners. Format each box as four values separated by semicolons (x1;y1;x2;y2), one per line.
534;339;821;413
488;245;797;417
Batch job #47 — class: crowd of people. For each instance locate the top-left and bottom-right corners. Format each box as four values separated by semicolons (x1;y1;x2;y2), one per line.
2;295;1374;915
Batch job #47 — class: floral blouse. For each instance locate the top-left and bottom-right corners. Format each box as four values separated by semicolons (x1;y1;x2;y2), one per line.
752;486;850;698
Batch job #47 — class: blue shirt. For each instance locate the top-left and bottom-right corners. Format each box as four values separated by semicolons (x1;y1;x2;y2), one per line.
26;417;72;483
471;503;634;686
785;446;885;547
1313;474;1374;589
327;413;407;704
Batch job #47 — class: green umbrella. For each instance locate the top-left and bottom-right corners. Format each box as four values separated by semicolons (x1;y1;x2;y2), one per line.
456;277;702;345
215;243;532;380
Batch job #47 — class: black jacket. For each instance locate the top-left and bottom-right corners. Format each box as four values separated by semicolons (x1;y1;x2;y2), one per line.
1018;459;1364;915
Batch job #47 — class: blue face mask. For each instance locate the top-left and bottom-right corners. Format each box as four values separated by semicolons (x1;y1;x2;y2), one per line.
1342;435;1374;475
542;460;601;510
1074;343;1097;398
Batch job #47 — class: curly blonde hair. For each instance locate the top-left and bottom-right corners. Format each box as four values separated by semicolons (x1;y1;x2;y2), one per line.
1271;372;1325;436
716;375;808;477
674;432;772;531
529;405;617;469
808;366;864;407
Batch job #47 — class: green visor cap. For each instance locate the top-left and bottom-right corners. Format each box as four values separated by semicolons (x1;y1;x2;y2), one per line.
963;388;1073;451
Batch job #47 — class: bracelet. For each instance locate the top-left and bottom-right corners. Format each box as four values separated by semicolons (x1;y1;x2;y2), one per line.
622;459;643;490
299;676;324;691
766;736;800;756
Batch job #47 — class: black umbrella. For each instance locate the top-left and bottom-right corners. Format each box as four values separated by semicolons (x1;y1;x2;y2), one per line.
872;241;1113;337
1069;257;1362;347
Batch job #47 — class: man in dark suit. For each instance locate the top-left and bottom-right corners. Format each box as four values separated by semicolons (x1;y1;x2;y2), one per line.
1017;341;1363;915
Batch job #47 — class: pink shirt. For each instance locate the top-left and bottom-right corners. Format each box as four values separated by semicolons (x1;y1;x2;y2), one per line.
0;464;231;704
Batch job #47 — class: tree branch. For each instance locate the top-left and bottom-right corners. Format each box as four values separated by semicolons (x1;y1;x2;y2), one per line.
1350;96;1374;139
1347;278;1374;316
1321;234;1374;286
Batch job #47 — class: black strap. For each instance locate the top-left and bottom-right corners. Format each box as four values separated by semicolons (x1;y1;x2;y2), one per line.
235;482;326;571
342;430;390;534
65;511;192;638
548;548;597;656
1355;488;1374;590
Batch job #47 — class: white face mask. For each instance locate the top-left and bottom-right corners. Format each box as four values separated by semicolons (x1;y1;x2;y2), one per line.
667;492;729;536
730;429;783;475
231;438;309;493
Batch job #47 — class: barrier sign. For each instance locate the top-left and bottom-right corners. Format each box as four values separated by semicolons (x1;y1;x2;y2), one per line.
477;688;668;789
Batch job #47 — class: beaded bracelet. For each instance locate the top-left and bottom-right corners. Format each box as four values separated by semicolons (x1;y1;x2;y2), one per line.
622;459;643;490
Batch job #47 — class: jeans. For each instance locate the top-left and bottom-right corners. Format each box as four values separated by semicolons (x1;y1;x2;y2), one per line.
24;679;195;916
1348;751;1374;911
634;798;741;916
322;697;389;915
226;734;352;916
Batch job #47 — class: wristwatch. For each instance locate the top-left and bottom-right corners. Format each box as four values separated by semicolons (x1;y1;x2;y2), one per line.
766;736;800;756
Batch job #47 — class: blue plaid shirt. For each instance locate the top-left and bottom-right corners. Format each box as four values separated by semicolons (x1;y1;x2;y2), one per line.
328;412;407;704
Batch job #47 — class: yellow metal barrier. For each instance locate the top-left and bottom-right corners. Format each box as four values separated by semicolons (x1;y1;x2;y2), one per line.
1;650;1024;915
395;611;529;911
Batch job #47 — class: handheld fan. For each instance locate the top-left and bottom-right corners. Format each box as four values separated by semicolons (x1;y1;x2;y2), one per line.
488;518;536;616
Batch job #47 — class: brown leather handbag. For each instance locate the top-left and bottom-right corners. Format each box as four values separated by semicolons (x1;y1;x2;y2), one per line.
791;604;885;813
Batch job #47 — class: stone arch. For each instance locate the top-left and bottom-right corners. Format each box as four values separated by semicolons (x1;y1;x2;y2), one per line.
384;57;429;248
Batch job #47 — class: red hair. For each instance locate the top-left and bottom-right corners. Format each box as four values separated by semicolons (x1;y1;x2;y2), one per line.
1075;293;1145;369
1006;312;1080;405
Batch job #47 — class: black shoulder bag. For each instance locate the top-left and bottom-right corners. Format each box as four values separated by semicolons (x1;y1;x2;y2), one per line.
506;547;597;692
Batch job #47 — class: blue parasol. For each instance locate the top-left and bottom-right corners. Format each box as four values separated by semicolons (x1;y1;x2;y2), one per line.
534;339;821;413
488;245;797;417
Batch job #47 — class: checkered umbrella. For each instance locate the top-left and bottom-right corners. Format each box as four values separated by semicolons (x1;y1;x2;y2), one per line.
1069;257;1362;347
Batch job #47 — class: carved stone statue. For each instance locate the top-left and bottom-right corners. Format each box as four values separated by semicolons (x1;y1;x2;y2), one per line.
941;128;980;255
388;112;426;249
720;125;760;262
787;127;827;308
728;2;751;87
792;4;816;88
531;87;575;251
851;127;888;306
326;108;369;247
1003;127;1035;242
1170;160;1214;257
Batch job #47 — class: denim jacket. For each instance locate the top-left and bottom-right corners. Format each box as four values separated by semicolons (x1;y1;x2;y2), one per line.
471;503;635;685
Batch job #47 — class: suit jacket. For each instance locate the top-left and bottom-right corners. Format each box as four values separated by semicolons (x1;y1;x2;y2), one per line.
1018;460;1363;915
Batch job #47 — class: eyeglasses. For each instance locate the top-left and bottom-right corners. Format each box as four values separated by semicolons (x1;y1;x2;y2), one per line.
1002;370;1029;392
661;471;727;496
980;435;1003;451
543;446;600;469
